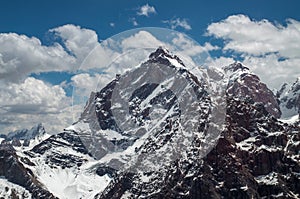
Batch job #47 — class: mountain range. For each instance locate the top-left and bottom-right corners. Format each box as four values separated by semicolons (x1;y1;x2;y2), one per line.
0;47;299;199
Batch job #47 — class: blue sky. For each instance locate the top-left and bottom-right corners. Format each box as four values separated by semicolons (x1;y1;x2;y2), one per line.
0;0;300;133
1;0;299;42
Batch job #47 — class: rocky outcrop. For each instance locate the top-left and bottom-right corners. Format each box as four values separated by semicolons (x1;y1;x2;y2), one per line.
226;63;281;118
0;143;57;198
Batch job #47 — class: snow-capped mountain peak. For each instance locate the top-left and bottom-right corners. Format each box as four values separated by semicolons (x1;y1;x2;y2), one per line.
278;77;300;118
148;46;186;67
225;62;281;118
4;123;46;141
0;123;49;147
1;48;299;198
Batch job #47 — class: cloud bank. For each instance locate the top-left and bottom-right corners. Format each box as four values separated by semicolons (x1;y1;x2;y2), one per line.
207;14;300;89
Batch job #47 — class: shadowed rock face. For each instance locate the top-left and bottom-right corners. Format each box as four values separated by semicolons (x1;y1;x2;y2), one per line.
97;62;299;199
98;87;300;199
0;144;57;198
226;63;281;119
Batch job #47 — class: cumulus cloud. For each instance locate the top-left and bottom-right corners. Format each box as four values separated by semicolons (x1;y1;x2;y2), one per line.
0;77;72;134
0;24;104;134
0;77;69;114
207;14;300;58
0;24;101;134
163;18;192;31
50;24;99;64
71;73;112;98
137;4;156;17
0;33;75;83
242;55;300;89
129;17;138;26
0;24;100;83
121;30;165;50
205;56;236;68
172;33;219;56
206;14;300;89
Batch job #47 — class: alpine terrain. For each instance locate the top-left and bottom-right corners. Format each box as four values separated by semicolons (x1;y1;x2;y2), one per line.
0;47;299;199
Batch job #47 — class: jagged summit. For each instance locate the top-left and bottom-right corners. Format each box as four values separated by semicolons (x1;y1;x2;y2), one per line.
148;46;186;67
224;62;281;118
1;123;46;141
0;123;48;147
148;46;170;59
223;62;250;74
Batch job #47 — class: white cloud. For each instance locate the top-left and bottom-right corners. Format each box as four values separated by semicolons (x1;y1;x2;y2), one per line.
172;33;219;56
133;20;138;26
71;73;112;98
137;4;156;17
242;55;300;89
121;30;165;50
50;24;99;64
129;17;138;26
205;56;236;68
0;77;73;134
0;24;100;84
0;77;69;114
206;14;300;58
206;14;300;89
0;24;102;134
0;33;75;83
163;18;192;31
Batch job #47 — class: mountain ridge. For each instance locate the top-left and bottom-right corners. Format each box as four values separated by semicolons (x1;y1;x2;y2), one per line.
0;48;299;198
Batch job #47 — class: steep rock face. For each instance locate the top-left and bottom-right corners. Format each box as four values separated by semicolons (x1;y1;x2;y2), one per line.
98;92;300;199
77;46;212;169
97;62;299;199
278;77;300;118
0;143;57;198
225;63;281;119
29;131;90;168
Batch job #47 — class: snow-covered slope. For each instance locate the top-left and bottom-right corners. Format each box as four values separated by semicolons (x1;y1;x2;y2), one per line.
278;77;300;118
0;177;32;198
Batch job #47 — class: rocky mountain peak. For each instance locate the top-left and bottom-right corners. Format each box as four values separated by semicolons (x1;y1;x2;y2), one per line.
223;62;250;74
278;77;300;118
149;46;169;58
291;77;300;93
148;46;186;67
0;123;47;147
4;123;46;141
225;63;281;118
